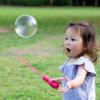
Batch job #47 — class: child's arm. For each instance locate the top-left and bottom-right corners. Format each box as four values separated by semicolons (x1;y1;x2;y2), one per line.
50;77;64;84
59;65;87;92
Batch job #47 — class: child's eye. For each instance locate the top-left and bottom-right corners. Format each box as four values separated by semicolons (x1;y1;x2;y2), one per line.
65;37;68;40
71;38;76;41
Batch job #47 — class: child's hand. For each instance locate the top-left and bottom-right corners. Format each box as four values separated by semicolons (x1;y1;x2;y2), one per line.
50;77;64;84
57;76;72;92
50;78;58;82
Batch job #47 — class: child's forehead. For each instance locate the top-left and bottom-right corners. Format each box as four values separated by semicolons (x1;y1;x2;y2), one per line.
65;27;81;36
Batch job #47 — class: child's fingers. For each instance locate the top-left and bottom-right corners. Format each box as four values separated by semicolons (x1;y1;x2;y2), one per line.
50;78;57;82
64;76;70;82
57;87;63;92
57;86;70;93
49;79;54;82
63;86;70;92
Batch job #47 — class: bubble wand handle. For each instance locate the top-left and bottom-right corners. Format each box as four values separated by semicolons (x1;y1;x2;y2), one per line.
42;75;59;89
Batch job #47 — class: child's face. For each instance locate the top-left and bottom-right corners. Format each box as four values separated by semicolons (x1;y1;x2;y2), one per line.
64;27;84;58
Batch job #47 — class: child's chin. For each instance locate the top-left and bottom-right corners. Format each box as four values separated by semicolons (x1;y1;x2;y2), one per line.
67;54;71;58
67;54;75;58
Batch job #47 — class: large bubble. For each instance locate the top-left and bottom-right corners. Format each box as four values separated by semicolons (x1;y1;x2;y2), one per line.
15;15;37;38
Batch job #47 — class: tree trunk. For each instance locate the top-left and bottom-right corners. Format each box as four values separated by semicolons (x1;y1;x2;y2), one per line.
50;0;53;6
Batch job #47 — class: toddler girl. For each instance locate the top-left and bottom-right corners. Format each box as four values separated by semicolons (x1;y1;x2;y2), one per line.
51;21;99;100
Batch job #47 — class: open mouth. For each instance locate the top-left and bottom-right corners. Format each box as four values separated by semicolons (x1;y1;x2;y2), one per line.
66;48;71;52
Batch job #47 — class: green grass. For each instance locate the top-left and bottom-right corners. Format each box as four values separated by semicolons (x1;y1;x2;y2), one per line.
0;6;100;100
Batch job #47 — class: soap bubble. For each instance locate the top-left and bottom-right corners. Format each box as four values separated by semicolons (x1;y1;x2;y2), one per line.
15;15;37;38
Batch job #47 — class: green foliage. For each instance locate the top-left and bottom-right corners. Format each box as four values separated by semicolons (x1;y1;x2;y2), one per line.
51;0;70;6
0;7;100;100
14;0;46;6
0;0;99;6
0;0;52;6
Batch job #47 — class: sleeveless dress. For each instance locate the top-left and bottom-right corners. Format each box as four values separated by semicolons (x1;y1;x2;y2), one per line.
59;56;96;100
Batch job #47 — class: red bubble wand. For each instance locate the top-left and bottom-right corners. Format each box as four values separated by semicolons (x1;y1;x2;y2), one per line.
17;57;59;89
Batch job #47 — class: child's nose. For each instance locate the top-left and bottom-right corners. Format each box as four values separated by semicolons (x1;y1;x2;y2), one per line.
66;40;70;45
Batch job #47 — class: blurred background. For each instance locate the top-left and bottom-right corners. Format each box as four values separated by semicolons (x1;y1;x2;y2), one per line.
0;0;100;100
0;0;100;6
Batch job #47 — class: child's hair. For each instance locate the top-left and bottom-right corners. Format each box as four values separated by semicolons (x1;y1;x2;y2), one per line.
65;21;99;63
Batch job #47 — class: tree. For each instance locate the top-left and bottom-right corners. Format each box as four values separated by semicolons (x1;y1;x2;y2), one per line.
50;0;53;6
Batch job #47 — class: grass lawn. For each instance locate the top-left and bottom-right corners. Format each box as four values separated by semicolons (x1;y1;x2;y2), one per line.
0;6;100;100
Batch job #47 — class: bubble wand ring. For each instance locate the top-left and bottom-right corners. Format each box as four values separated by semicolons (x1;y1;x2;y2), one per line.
17;57;59;89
